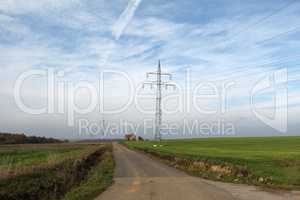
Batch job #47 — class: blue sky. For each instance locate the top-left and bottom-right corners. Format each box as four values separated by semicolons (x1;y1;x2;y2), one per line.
0;0;299;138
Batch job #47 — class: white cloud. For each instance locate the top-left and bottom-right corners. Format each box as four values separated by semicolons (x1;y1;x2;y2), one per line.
0;0;82;15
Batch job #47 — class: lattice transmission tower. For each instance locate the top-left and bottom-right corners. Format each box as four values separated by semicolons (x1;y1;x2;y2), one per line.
143;60;175;141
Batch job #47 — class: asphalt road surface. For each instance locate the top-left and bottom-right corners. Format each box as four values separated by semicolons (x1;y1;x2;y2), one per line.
95;143;300;200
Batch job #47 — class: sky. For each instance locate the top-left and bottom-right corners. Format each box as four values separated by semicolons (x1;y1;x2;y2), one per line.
0;0;300;139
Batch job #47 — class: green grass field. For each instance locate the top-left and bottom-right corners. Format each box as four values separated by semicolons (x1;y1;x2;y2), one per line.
0;142;115;200
0;143;101;179
125;137;300;189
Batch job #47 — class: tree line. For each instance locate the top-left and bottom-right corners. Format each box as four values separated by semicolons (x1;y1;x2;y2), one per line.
0;133;67;145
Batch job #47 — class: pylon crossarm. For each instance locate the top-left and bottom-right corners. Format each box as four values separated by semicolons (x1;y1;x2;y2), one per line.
142;82;155;89
147;72;172;78
164;83;176;90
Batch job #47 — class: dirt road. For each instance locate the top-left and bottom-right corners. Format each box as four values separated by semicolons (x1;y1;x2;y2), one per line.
95;143;300;200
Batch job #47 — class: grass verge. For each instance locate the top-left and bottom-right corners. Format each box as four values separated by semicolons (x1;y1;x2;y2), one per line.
63;151;114;200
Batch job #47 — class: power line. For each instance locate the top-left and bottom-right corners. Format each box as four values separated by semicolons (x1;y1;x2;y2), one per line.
222;0;297;46
185;55;300;87
210;57;300;83
258;25;300;45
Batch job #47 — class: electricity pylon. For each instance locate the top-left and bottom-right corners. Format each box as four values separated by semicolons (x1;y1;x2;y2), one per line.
143;60;175;141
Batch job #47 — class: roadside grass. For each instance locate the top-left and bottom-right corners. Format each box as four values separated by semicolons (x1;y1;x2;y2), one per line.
63;151;115;200
0;143;114;200
125;137;300;190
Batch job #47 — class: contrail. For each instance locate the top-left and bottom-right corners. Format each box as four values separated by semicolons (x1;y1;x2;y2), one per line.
112;0;143;40
98;0;142;68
